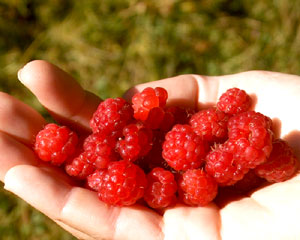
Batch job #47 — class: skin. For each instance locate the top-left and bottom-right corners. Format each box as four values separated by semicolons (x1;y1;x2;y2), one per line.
1;60;300;240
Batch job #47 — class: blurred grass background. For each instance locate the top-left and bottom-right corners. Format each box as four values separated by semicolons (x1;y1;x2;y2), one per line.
0;0;299;239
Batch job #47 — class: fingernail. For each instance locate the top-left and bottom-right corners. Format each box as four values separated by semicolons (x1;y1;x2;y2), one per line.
17;67;23;82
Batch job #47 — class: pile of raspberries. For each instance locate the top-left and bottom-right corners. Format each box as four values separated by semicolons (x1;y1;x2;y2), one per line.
34;87;299;208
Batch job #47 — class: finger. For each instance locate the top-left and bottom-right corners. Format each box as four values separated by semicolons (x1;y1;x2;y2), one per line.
163;204;221;240
55;220;95;240
220;174;300;240
4;165;163;240
250;174;300;238
123;74;220;110
18;60;101;132
0;92;46;145
0;132;39;181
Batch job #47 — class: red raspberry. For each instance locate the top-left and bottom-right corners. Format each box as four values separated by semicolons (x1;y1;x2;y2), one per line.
144;107;166;129
132;87;168;121
205;147;248;186
162;124;207;171
227;111;273;169
189;107;229;142
117;123;153;161
178;169;218;206
65;152;95;180
137;131;169;172
217;88;251;115
255;139;298;182
158;110;175;132
34;123;78;165
90;98;133;136
83;132;119;169
96;160;147;206
144;168;177;209
232;169;265;193
167;106;195;125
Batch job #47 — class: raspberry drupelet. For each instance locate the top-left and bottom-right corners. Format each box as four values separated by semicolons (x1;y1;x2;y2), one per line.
144;167;177;209
132;87;168;122
34;123;78;165
90;98;133;137
162;124;207;171
217;87;251;115
255;139;298;182
96;160;147;206
178;169;218;206
226;111;273;169
189;107;229;143
116;122;153;161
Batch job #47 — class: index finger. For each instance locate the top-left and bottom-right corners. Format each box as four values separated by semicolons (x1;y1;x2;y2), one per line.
18;60;101;133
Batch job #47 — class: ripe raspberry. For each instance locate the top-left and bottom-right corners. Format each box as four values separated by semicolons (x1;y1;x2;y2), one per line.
137;130;169;172
144;168;177;209
189;107;229;142
90;98;133;136
158;110;175;132
65;152;95;180
217;88;251;115
178;169;218;206
255;139;298;182
144;107;166;129
232;169;265;193
162;124;207;171
117;123;153;161
132;87;168;121
205;147;248;186
83;132;119;169
97;160;147;206
227;111;273;169
166;106;195;125
34;123;78;165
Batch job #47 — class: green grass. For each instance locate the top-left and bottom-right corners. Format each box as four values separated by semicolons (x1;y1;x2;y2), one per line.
0;0;299;238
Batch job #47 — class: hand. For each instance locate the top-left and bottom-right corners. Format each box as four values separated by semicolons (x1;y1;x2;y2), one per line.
1;60;300;240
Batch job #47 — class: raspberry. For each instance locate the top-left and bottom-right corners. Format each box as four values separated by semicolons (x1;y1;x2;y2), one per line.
217;88;251;115
90;98;133;136
227;111;273;169
144;107;166;129
232;169;265;193
132;87;168;121
162;124;207;171
97;160;147;206
205;146;248;186
34;123;78;165
255;139;298;182
137;130;169;172
144;168;177;209
83;132;119;169
178;169;218;206
189;107;229;142
117;123;153;161
158;110;175;132
65;152;95;180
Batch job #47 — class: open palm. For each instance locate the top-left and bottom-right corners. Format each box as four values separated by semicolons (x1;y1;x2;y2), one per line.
1;60;300;240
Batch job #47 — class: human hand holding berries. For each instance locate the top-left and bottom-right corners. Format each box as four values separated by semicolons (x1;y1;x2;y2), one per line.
1;60;300;240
